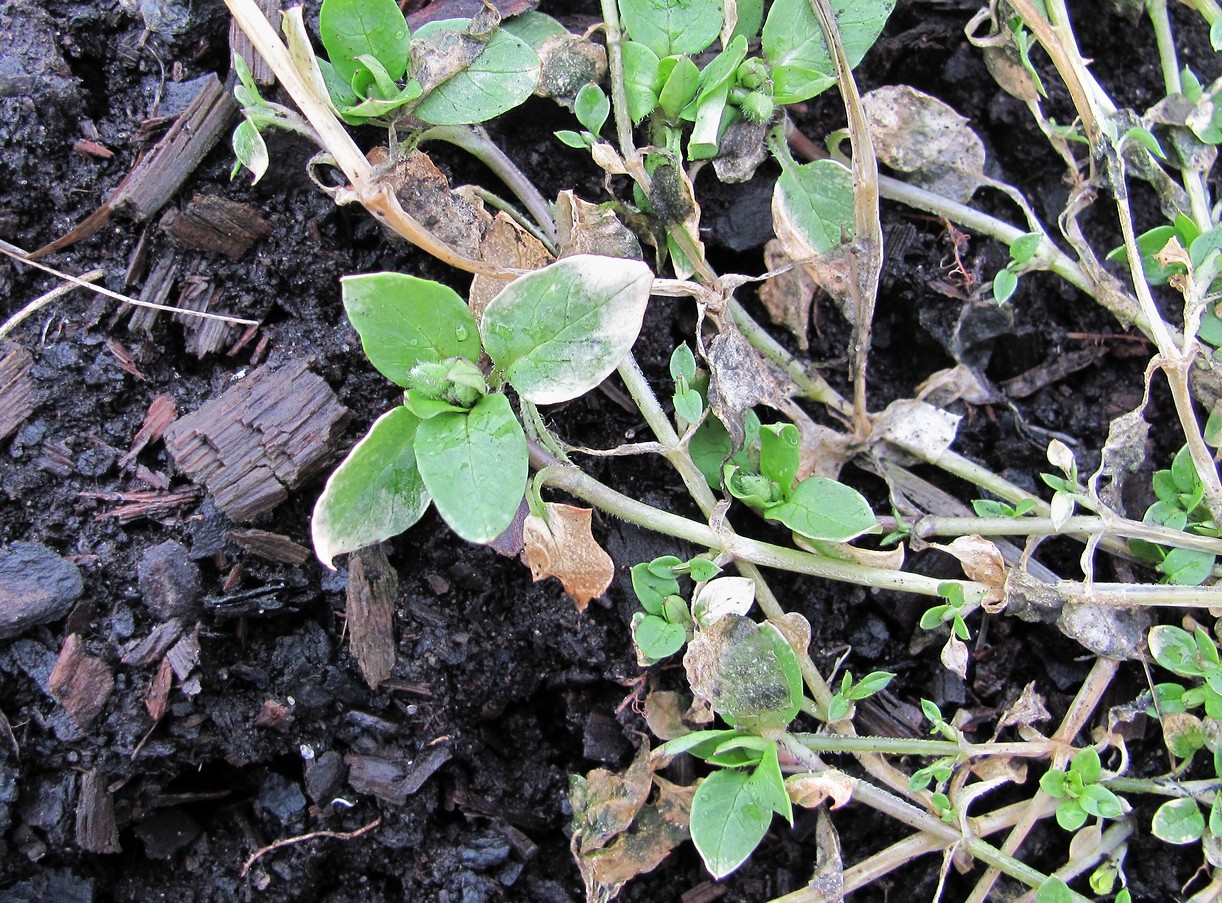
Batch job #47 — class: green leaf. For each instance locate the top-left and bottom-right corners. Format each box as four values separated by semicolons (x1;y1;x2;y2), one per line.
319;0;409;85
774;158;855;252
658;55;701;120
411;20;540;126
686;558;721;582
1172;445;1201;494
1212;17;1222;51
574;83;610;135
849;671;894;699
920;605;952;630
689;408;760;487
1070;746;1101;784
339;78;422;119
481;255;654;404
415;394;527;543
826;695;850;722
555;129;592;149
659;728;744;758
1150;625;1206;676
759;423;801;497
1121;125;1166;160
690;768;772;879
631;561;681;614
992;266;1019;303
749;744;793;824
1009;232;1043;264
675;387;704;424
620;0;725;58
670;343;697;382
342;273;481;387
1039;770;1068;798
1078;783;1123;819
1106;225;1183;286
761;0;895;104
1152;798;1205;844
1201;302;1222;348
1035;876;1072;903
1055;799;1089;831
231;118;269;185
312;407;430;569
1160;547;1216;587
729;0;765;42
764;476;877;542
633;613;688;661
622;40;662;122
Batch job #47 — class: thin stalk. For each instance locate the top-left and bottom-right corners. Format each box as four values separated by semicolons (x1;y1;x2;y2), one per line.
1053;581;1222;605
1105;775;1222;797
910;514;1222;557
598;0;644;173
965;657;1119;903
1146;0;1183;99
0;268;104;340
806;0;883;438
780;736;1091;901
417;125;558;244
791;732;1057;759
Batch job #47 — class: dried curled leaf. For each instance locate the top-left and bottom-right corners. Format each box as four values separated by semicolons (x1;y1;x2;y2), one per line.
930;536;1007;607
862;85;985;204
786;770;855;809
468;211;554;322
759;239;817;349
523;503;614;611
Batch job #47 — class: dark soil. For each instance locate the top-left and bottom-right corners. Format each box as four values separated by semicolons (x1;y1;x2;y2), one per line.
0;1;1215;901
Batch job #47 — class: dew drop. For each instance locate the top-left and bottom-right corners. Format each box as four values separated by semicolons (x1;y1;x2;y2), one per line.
455;325;468;341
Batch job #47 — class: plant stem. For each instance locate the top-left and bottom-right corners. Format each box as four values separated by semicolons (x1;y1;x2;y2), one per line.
909;514;1222;556
1146;0;1183;99
790;732;1057;759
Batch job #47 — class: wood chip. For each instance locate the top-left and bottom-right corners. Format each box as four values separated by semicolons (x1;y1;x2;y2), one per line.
163;359;351;521
345;746;452;806
112;75;237;222
128;251;179;333
166;626;200;680
83;486;201;524
347;545;398;690
227;529;311;565
228;0;279;85
162;194;272;260
120;394;177;468
120;620;185;667
145;655;174;722
173;277;235;358
0;345;36;442
254;699;293;731
49;634;114;731
75;769;122;854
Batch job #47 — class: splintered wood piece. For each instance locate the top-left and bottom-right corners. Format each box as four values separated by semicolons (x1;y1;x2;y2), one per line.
163;360;351;521
75;769;122;854
0;345;36;441
83;486;201;524
49;634;115;731
227;529;311;565
162;194;272;260
174;278;234;358
345;746;452;806
166;626;201;680
347;546;398;690
146;655;174;722
112;75;238;222
120;620;185;667
120;394;178;468
128;251;179;333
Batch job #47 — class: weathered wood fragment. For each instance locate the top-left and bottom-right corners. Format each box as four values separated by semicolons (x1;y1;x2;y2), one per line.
347;545;398;689
163;360;351;521
49;634;114;731
112;75;238;222
174;277;234;358
127;251;179;333
227;529;311;565
0;345;36;441
145;656;173;721
120;620;185;667
75;769;122;853
120;394;177;468
162;194;272;260
229;0;280;84
83;486;201;524
345;746;452;806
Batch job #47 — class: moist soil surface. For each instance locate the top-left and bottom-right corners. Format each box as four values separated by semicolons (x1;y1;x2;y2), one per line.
0;1;1217;901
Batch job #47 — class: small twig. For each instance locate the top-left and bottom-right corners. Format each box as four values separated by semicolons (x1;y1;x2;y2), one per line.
0;268;104;340
240;817;381;877
0;240;258;330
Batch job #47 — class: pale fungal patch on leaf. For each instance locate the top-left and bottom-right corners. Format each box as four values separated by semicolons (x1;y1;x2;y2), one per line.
862;85;986;204
481;254;654;404
691;577;756;626
771;158;855;315
522;503;614;612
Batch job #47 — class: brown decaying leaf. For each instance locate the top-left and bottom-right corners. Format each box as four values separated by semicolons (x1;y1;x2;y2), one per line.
930;536;1006;606
940;634;969;680
556;192;642;261
372;147;492;260
642;690;691;742
863;85;985;205
704;325;792;451
571;744;655;855
786;770;855;809
523;503;614;612
771;190;853;319
759;239;816;349
468;212;554;321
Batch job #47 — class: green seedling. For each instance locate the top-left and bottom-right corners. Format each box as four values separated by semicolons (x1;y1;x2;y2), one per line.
919;581;972;641
1039;747;1126;832
992;231;1043;303
313;255;653;564
1128;446;1219;585
971;497;1037;518
825;669;894;722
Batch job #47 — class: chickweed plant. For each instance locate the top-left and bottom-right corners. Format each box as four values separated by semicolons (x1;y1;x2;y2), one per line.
226;0;1222;897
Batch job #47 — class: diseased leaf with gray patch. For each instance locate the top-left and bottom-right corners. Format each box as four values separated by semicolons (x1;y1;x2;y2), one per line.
411;18;540;125
481;255;654;404
415;393;528;544
862;85;985;204
684;615;803;734
312;407;430;569
342;272;481;386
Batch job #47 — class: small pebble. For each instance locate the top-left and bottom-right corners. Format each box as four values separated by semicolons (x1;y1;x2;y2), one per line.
137;540;202;620
0;542;84;639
